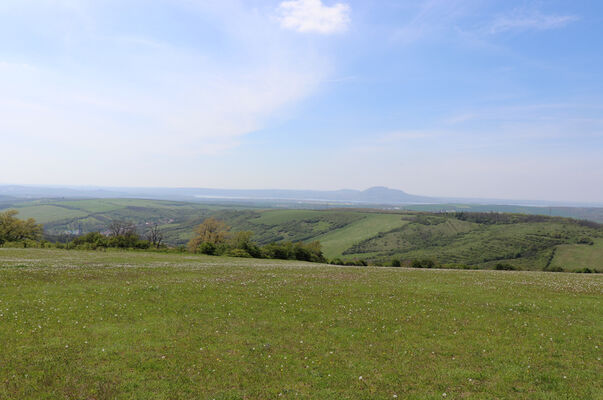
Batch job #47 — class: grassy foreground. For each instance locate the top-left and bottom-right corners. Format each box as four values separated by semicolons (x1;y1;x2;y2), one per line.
0;249;601;399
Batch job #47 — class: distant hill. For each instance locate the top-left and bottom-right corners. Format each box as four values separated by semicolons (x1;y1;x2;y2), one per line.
1;198;601;271
2;185;603;223
2;184;602;208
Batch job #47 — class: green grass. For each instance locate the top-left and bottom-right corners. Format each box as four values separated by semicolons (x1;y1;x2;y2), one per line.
550;239;603;271
53;200;126;213
250;210;329;225
315;213;409;259
0;248;601;399
344;216;602;269
11;205;89;224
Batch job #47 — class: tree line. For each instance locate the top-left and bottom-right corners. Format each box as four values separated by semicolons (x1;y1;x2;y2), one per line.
0;210;325;263
187;218;326;263
1;209;599;272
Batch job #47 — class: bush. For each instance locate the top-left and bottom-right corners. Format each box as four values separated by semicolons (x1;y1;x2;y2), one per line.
261;241;325;263
197;242;217;255
575;267;599;274
344;259;367;266
577;237;594;245
263;242;293;260
494;263;519;271
544;266;564;272
411;259;436;269
391;259;401;267
226;248;252;258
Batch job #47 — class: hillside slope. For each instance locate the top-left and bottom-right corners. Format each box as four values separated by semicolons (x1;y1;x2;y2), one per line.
2;199;602;270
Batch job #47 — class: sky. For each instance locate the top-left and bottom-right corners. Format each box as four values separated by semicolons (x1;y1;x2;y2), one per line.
1;0;602;202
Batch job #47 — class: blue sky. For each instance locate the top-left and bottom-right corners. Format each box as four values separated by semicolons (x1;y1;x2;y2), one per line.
1;0;602;202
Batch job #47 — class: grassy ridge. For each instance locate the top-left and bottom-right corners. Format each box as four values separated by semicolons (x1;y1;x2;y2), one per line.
0;248;601;399
11;205;89;223
315;213;409;259
550;239;603;271
345;215;602;269
2;199;602;270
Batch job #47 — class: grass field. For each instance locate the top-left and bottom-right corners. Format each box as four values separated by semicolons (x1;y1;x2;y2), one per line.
11;205;89;224
550;239;603;271
1;248;601;399
315;213;409;259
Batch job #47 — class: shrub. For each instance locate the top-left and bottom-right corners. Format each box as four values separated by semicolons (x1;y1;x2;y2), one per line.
0;210;43;245
411;259;436;269
198;242;217;255
575;267;599;274
577;237;594;245
495;263;519;271
391;259;401;267
226;248;252;258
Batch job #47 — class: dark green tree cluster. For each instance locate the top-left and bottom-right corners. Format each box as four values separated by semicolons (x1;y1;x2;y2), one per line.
330;258;368;266
0;210;43;245
188;218;326;263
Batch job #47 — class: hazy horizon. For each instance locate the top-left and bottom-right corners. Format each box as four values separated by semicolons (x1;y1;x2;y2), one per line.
3;182;603;206
2;1;602;202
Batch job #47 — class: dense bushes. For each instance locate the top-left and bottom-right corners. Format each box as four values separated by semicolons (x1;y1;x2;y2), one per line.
0;210;43;245
577;237;594;245
70;231;151;250
261;241;326;263
494;263;520;271
188;218;326;263
454;212;552;225
410;259;437;269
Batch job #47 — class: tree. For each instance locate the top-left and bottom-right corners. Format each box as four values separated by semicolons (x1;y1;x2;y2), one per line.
146;223;164;248
0;210;43;245
229;231;261;257
106;220;146;249
188;218;230;253
108;220;136;237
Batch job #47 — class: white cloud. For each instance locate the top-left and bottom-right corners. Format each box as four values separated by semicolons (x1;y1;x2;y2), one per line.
277;0;350;34
0;0;336;186
0;1;330;156
489;10;578;34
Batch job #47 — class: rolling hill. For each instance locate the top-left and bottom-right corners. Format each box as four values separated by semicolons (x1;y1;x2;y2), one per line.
2;198;602;271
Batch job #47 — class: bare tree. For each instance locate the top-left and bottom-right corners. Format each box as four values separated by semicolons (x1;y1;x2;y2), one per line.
146;223;164;248
108;220;136;237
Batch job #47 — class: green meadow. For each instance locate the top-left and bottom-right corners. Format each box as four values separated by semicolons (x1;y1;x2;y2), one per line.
1;248;601;399
550;239;603;271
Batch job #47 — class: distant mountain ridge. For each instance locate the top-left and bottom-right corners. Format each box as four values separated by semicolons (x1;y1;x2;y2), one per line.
0;184;601;208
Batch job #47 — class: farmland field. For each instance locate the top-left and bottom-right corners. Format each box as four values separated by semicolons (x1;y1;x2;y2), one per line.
315;213;409;259
550;239;603;271
1;248;601;399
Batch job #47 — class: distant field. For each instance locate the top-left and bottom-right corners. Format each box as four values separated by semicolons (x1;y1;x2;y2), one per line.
0;248;601;399
12;205;88;223
315;213;409;259
550;239;603;271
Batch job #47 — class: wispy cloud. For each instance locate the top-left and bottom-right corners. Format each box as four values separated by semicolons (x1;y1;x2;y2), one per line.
0;0;331;159
391;0;476;44
277;0;350;34
489;10;578;34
